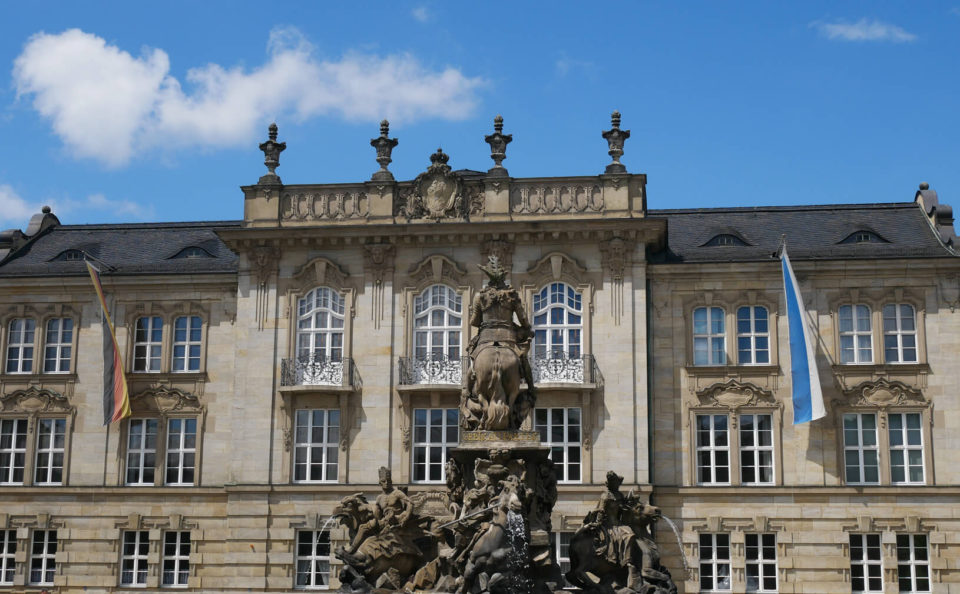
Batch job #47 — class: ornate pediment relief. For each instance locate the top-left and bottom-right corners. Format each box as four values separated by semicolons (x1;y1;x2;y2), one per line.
408;254;467;287
693;379;778;410
396;149;466;221
526;252;587;286
130;386;204;414
291;257;351;292
0;387;74;414
837;378;928;409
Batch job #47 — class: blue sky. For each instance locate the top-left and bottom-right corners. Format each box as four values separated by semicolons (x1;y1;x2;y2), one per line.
1;2;959;227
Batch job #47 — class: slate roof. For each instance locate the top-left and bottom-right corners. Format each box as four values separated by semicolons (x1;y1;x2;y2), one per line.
648;202;956;263
0;221;241;277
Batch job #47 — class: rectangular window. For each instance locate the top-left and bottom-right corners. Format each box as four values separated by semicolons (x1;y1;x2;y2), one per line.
294;410;340;483
889;413;924;485
555;532;573;588
5;318;35;373
740;414;774;485
34;418;66;484
126;419;159;485
29;529;56;586
696;414;730;485
699;533;731;592
843;413;879;485
0;418;27;484
897;534;930;593
172;316;202;372
737;306;769;365
120;530;150;586
133;316;163;372
295;530;331;589
0;530;15;586
412;408;458;483
162;531;190;587
850;533;883;593
883;304;918;363
839;304;873;364
165;418;197;486
693;307;726;365
745;533;777;593
535;407;582;483
43;318;73;373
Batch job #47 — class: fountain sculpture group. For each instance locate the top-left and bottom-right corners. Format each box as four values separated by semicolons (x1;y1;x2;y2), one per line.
333;257;678;593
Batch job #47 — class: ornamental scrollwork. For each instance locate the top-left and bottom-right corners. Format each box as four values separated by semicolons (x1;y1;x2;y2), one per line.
129;386;204;414
0;387;74;414
837;378;928;410
693;379;778;411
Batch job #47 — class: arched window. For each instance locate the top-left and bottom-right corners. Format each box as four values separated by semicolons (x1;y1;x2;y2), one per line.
296;288;345;362
533;282;582;360
413;285;462;361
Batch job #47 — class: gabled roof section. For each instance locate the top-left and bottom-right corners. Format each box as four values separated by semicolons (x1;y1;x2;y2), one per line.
649;202;957;263
0;220;241;277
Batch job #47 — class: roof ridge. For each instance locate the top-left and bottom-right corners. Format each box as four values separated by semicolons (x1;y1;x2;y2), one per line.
649;202;917;215
56;220;243;230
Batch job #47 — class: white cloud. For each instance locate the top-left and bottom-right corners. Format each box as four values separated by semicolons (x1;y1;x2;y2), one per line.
0;184;153;228
0;184;37;228
812;18;917;43
411;6;430;22
13;28;484;167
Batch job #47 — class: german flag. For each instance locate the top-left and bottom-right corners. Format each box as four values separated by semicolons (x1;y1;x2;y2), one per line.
86;261;130;425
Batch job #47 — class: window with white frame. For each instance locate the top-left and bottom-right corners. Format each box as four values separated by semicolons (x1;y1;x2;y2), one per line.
533;283;583;360
172;316;202;372
43;318;73;373
745;533;777;593
839;304;873;364
133;316;163;372
413;285;462;361
843;413;879;485
889;412;924;485
554;532;573;588
5;318;35;373
699;533;731;592
534;408;582;483
412;408;458;483
162;531;190;587
34;418;66;484
295;530;331;589
0;530;15;586
737;306;769;365
120;530;150;586
293;410;340;483
126;418;159;485
29;529;56;586
165;418;197;486
850;533;884;593
883;304;918;363
693;307;725;366
0;418;27;484
739;414;774;485
897;534;931;593
297;288;345;362
696;414;730;485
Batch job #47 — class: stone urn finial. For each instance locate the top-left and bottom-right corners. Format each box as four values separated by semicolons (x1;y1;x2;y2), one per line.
370;119;399;182
258;122;286;184
484;114;513;177
601;110;631;174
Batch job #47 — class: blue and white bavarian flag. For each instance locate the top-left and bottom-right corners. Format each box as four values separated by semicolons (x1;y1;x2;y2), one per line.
780;244;826;424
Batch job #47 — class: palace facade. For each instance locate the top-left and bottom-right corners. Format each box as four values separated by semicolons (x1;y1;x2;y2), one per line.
1;116;959;593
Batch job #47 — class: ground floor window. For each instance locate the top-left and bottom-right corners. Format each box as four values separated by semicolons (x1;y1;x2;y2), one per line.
295;530;331;589
897;534;931;593
699;533;731;592
850;533;884;593
745;533;777;592
120;530;149;586
29;529;56;586
412;408;458;483
162;531;190;587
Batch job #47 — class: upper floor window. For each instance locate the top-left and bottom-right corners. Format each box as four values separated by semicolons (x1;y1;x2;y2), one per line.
413;285;462;361
34;418;66;485
693;307;725;366
297;288;345;362
889;412;924;485
839;304;873;364
736;306;769;365
5;318;36;374
133;316;163;372
843;413;880;485
43;318;73;373
535;407;581;483
172;316;202;372
840;230;887;244
172;246;212;259
53;249;86;261
0;418;27;484
883;304;918;363
740;414;774;485
533;283;582;360
126;418;159;485
293;409;339;484
704;234;748;247
165;418;197;486
412;408;458;483
696;414;730;485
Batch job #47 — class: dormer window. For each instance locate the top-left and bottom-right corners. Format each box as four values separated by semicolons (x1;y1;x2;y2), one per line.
52;249;85;262
704;234;748;247
172;246;212;259
840;231;887;244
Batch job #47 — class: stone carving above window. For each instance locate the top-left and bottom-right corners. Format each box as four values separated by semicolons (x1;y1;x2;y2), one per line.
0;386;74;414
290;257;351;293
129;386;204;414
407;254;467;289
836;378;929;409
691;379;779;411
525;252;588;288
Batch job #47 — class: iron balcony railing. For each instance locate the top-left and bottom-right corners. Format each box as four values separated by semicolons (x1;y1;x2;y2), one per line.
281;354;357;388
398;354;466;385
531;352;601;385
